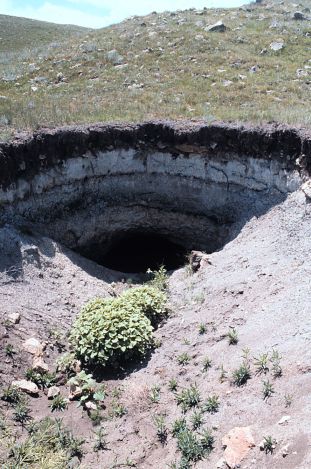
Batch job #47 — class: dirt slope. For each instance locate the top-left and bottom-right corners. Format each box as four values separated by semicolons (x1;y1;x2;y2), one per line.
1;186;311;468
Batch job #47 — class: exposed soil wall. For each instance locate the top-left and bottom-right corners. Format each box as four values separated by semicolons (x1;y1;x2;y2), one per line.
0;121;307;261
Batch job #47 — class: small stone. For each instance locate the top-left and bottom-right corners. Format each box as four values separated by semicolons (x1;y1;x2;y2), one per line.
85;401;97;411
205;21;226;32
281;444;290;457
293;11;305;20
278;415;291;425
8;312;21;324
23;338;44;356
47;386;61;399
107;49;124;65
12;379;39;396
222;427;255;468
68;384;83;400
32;356;49;373
270;41;284;52
216;457;227;468
302;181;311;200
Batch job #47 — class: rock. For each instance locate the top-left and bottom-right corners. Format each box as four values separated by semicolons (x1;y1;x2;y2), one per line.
85;401;97;411
56;72;64;83
293;11;305;20
205;21;226;32
281;444;290;457
23;338;44;356
8;312;21;324
250;65;259;73
47;386;61;399
107;50;124;65
80;42;97;53
278;415;291;425
270;41;284;52
32;356;49;373
222;427;255;468
12;379;39;396
68;384;83;400
302;181;311;200
189;250;211;273
216;457;227;468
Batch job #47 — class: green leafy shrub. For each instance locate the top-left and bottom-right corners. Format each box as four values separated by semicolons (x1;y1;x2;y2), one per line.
70;286;166;367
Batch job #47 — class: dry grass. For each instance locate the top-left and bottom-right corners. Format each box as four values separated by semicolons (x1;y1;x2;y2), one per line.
0;0;310;139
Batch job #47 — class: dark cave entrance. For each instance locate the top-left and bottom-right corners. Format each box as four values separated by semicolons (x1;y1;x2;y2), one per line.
83;233;189;273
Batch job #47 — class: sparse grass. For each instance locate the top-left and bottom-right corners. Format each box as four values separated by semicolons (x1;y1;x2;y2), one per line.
232;362;251;387
176;427;214;465
219;364;227;383
1;386;23;405
227;327;238;345
202;395;220;414
50;394;68;412
177;353;191;366
176;384;201;413
146;265;168;291
1;1;311;137
172;418;187;437
13;403;32;425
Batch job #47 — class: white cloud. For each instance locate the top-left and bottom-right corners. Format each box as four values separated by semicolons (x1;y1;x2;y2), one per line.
0;0;244;28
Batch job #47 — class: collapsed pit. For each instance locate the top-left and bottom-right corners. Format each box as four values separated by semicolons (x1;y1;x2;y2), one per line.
0;121;305;273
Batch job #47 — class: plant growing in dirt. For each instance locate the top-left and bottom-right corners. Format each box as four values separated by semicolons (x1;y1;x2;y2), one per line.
177;353;191;366
50;395;68;412
172;418;187;437
168;378;178;392
270;349;282;377
1;386;23;405
227;327;238;345
68;371;105;407
202;395;220;414
198;323;207;335
202;356;212;372
4;344;16;358
93;426;108;452
254;352;269;375
176;384;201;413
232;362;251;386
219;364;227;383
149;385;161;404
25;368;56;389
56;352;80;378
13;403;32;425
262;435;277;454
109;401;127;418
262;380;275;400
190;411;204;430
176;427;214;465
154;414;168;445
70;286;166;367
284;393;293;408
146;265;168;291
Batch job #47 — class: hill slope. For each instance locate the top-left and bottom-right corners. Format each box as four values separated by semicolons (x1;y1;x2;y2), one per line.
0;1;310;137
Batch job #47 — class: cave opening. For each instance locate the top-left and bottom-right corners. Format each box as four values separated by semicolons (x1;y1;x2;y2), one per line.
83;232;189;273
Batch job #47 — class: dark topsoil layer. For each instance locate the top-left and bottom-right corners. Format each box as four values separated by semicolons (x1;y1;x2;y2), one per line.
0;120;311;189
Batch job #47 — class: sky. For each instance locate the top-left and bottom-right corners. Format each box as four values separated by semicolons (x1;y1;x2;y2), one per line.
0;0;245;28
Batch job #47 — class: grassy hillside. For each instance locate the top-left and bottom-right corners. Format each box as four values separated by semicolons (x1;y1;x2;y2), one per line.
0;1;310;139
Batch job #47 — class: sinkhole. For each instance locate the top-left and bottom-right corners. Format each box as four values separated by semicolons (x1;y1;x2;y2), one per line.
80;232;189;273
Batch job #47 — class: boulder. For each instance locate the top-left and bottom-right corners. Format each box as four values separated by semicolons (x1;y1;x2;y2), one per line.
23;338;44;356
47;386;61;399
205;21;226;32
293;11;305;20
222;427;255;468
8;312;21;324
32;356;49;373
12;379;39;396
